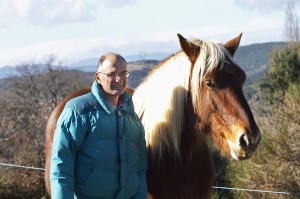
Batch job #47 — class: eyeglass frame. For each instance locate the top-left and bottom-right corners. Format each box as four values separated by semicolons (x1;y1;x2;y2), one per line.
96;71;130;79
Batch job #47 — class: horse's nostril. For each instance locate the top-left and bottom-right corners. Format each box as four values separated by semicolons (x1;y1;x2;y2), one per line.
240;134;250;148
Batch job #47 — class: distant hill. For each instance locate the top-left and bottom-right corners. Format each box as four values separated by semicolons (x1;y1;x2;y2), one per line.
72;52;171;72
233;42;286;84
0;66;19;79
0;42;287;84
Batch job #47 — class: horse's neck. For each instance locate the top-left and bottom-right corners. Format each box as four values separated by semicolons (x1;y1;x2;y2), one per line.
180;93;201;157
152;93;202;163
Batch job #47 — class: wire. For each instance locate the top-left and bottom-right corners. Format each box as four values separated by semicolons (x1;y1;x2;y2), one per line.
213;186;300;196
1;162;299;196
0;162;45;171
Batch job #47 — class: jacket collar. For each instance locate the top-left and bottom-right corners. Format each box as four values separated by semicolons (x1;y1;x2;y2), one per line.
91;81;134;114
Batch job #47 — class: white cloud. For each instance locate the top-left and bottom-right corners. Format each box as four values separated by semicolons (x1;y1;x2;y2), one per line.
0;0;97;26
234;0;299;13
0;0;137;26
28;0;97;26
0;0;19;26
102;0;137;8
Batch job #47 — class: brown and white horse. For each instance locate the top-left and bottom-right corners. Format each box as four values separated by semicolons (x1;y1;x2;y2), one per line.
45;33;261;199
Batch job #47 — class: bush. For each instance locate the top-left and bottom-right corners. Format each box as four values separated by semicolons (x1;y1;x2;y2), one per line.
227;84;300;199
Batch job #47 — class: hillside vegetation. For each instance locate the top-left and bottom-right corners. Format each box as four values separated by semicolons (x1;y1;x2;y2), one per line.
234;42;286;84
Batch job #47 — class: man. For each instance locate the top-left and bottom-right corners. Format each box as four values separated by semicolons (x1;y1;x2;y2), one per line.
50;52;147;199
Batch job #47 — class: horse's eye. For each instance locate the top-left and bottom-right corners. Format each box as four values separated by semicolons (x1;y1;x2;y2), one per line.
205;80;216;89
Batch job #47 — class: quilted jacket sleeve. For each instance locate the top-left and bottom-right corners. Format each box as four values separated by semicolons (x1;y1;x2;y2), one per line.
50;107;87;199
133;122;148;199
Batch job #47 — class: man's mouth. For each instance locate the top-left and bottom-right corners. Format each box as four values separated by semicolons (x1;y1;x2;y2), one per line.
113;84;124;89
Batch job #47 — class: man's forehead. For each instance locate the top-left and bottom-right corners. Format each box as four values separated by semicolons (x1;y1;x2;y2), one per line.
102;58;126;69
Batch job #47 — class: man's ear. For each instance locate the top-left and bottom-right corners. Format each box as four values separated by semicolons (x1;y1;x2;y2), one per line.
95;72;101;84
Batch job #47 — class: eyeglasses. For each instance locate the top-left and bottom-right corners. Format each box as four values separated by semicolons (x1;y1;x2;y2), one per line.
97;71;130;79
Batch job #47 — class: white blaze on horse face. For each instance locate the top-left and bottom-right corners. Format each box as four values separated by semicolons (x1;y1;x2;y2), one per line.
226;124;249;160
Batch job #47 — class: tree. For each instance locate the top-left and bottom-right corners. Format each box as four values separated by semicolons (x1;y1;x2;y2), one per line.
285;1;299;43
0;56;93;198
260;1;300;103
259;45;300;103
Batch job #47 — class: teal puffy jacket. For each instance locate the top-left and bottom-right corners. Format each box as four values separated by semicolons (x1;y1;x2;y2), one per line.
50;81;147;199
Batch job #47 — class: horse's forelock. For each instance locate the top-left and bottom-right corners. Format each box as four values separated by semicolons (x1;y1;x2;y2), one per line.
191;41;234;108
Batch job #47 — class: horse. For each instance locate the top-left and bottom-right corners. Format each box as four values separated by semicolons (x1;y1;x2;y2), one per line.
44;33;261;199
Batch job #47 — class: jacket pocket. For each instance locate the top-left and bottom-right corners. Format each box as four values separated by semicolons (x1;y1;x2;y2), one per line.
75;154;97;189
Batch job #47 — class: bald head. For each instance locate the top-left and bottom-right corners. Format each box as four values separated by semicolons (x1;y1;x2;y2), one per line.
97;52;127;71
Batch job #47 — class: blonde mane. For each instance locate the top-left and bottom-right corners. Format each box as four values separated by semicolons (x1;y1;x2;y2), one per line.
132;40;233;160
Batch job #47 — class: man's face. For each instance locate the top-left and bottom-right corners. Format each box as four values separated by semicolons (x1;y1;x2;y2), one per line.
95;54;128;97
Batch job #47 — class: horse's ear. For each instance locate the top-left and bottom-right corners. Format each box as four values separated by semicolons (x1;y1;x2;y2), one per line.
224;33;242;56
177;33;200;63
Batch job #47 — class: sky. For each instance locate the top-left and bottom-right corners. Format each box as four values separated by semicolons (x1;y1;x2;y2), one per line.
0;0;299;67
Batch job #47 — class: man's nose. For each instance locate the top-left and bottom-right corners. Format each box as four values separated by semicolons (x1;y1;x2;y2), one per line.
115;75;123;82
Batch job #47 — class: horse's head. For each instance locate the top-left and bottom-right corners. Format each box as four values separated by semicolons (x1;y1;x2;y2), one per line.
178;33;261;160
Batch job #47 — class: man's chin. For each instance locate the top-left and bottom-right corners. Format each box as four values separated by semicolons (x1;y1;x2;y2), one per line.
111;89;125;95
